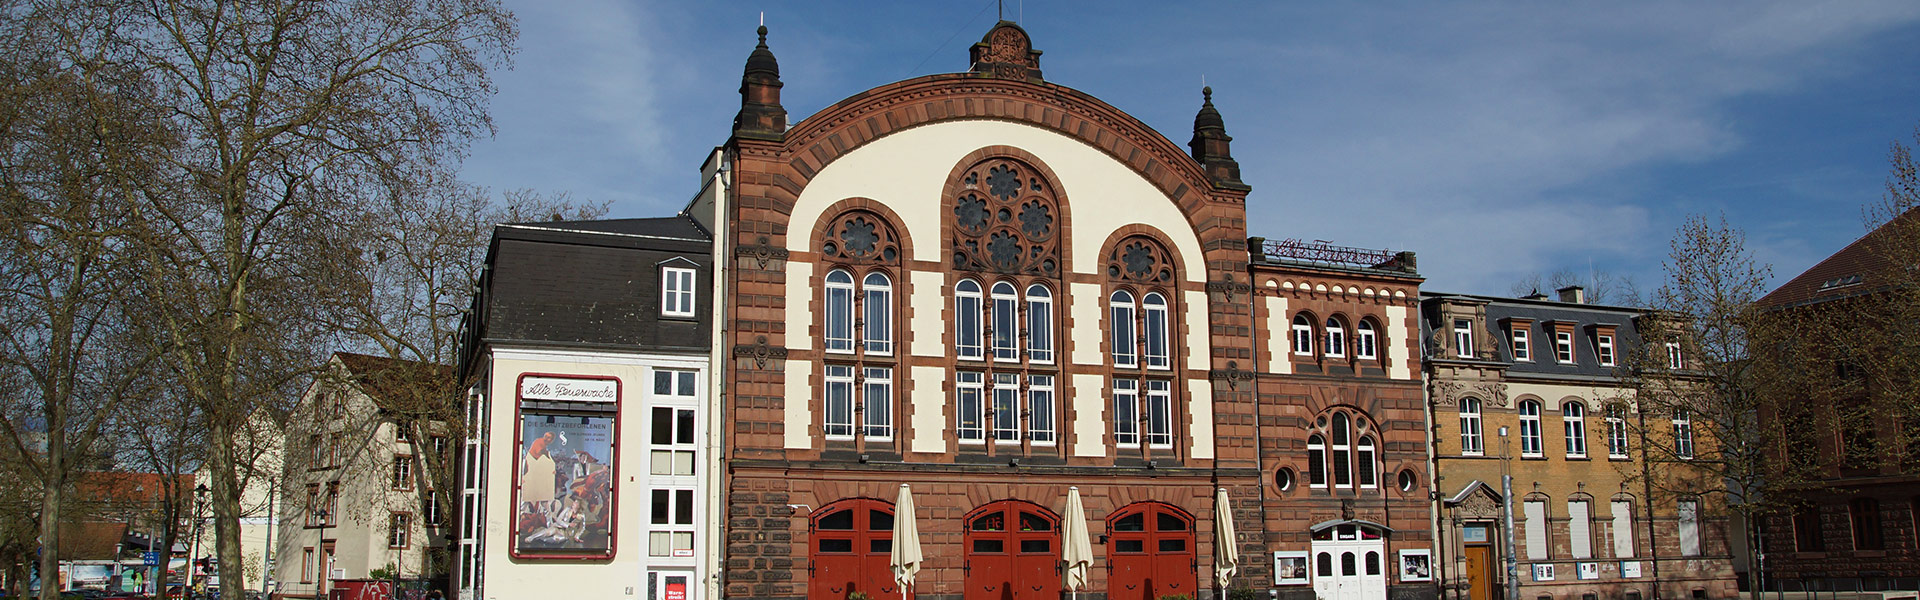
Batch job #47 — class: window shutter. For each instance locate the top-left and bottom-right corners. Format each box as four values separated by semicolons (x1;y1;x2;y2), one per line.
1568;501;1592;559
1524;500;1548;559
1611;500;1634;558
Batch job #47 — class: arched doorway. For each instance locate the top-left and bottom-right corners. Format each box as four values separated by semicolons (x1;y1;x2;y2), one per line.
810;498;899;600
964;500;1061;600
1310;521;1387;600
1106;502;1196;600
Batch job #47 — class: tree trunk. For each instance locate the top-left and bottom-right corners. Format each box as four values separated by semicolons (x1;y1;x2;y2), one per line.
36;442;61;600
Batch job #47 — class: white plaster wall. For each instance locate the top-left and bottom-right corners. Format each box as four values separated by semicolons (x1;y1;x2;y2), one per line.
1188;379;1215;459
910;365;948;454
1385;305;1412;380
1071;374;1107;458
785;262;813;351
1070;282;1104;366
1265;296;1291;374
910;271;946;358
480;350;708;600
785;120;1205;282
784;360;812;449
1183;290;1211;368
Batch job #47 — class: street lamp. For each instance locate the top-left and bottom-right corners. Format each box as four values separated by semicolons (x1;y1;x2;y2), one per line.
188;483;209;600
316;507;330;600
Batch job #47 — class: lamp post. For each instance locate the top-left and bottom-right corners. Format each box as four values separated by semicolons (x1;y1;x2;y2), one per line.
315;508;329;600
187;483;208;600
1499;427;1517;600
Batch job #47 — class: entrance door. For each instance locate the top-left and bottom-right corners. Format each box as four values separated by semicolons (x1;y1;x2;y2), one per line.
1464;545;1494;600
1310;523;1387;600
1107;503;1196;600
810;499;900;600
964;501;1061;600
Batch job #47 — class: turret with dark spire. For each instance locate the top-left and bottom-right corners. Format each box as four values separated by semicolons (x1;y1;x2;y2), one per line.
733;25;787;141
1189;86;1247;190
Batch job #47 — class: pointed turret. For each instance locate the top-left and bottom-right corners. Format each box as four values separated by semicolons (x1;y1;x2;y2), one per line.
1188;86;1247;190
733;25;787;141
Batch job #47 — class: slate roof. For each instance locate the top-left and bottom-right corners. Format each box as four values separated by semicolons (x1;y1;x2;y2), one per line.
1422;292;1648;379
1757;208;1916;309
503;215;710;243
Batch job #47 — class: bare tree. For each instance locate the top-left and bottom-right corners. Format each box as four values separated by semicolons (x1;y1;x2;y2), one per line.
1510;267;1638;305
1612;214;1793;600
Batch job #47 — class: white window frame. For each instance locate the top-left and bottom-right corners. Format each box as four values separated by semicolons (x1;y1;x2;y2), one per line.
1026;285;1055;364
1568;500;1592;559
1292;315;1314;356
1519;400;1544;457
823;365;855;440
1524;499;1549;560
1511;327;1531;361
1563;402;1588;458
863;272;893;355
956;371;985;444
1308;434;1328;488
1028;375;1056;445
863;366;893;441
1356;320;1377;360
389;513;411;549
1325;317;1347;358
1460;397;1484;456
955;279;985;360
1555;330;1574;363
1453;319;1474;358
1607;405;1630;459
1672;409;1694;459
824;270;855;354
991;281;1020;362
1111;290;1139;368
992;373;1021;444
1666;342;1684;369
1356;436;1377;488
1145;379;1173;448
1143;293;1171;370
1112;378;1141;448
1331;413;1353;487
647;487;698;557
1597;334;1616;366
661;266;696;318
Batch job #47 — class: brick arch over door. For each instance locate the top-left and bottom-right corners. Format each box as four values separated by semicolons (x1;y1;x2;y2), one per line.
762;74;1249;227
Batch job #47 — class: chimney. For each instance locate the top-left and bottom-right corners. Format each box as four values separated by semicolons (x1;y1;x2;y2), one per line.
1557;285;1585;304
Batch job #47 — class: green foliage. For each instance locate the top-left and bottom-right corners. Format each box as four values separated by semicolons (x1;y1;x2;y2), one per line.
1228;588;1260;600
370;562;399;581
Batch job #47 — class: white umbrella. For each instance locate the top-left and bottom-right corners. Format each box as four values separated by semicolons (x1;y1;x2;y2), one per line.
1213;487;1239;587
891;484;924;599
1062;487;1094;594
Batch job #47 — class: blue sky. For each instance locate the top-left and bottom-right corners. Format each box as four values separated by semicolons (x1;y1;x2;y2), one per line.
462;1;1920;297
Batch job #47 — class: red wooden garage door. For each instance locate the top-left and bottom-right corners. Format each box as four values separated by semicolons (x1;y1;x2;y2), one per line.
964;500;1061;600
1107;502;1195;600
811;499;899;600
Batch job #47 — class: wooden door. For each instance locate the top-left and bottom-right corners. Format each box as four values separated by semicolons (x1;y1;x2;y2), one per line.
1464;545;1493;600
965;501;1061;600
811;499;900;600
1107;503;1196;600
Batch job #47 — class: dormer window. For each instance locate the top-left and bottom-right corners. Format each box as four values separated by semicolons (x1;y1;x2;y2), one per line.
1555;331;1574;363
660;265;696;318
1665;342;1684;369
1597;334;1616;366
1511;327;1531;361
1453;319;1474;358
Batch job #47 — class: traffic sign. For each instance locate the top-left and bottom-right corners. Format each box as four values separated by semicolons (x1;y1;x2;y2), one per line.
143;552;160;566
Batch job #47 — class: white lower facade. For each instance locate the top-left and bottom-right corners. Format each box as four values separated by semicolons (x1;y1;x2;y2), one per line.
455;347;711;600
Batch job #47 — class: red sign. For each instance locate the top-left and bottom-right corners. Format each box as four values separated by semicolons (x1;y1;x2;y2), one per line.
664;579;687;600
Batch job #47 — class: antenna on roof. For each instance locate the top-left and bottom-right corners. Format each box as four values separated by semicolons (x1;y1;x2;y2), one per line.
998;0;1003;20
759;11;764;26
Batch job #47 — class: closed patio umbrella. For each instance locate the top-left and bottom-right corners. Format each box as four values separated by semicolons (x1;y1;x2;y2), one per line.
891;484;924;599
1062;487;1093;596
1213;487;1239;587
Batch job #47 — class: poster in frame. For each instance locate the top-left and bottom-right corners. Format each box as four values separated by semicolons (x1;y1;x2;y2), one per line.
1273;551;1311;585
514;412;617;555
1399;549;1433;582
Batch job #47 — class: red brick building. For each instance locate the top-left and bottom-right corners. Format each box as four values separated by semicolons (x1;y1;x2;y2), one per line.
712;21;1433;600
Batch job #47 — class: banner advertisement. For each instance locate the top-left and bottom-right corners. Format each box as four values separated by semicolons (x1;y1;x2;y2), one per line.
516;413;615;553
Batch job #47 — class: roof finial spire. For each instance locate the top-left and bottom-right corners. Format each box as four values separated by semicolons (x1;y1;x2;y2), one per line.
1189;86;1246;191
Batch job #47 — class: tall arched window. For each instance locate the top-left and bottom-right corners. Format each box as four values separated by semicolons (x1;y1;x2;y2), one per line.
1143;293;1170;370
1563;401;1588;458
1307;434;1327;488
1331;413;1353;486
1519;400;1544;457
825;270;855;353
1110;290;1138;368
1292;314;1315;356
1606;404;1630;459
991;282;1019;362
1356;436;1377;488
1027;285;1054;364
863;273;892;355
955;279;984;360
1459;397;1484;455
945;155;1064;456
1325;317;1347;358
1356;319;1378;360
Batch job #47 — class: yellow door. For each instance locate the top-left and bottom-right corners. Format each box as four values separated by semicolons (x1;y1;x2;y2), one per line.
1464;545;1493;600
